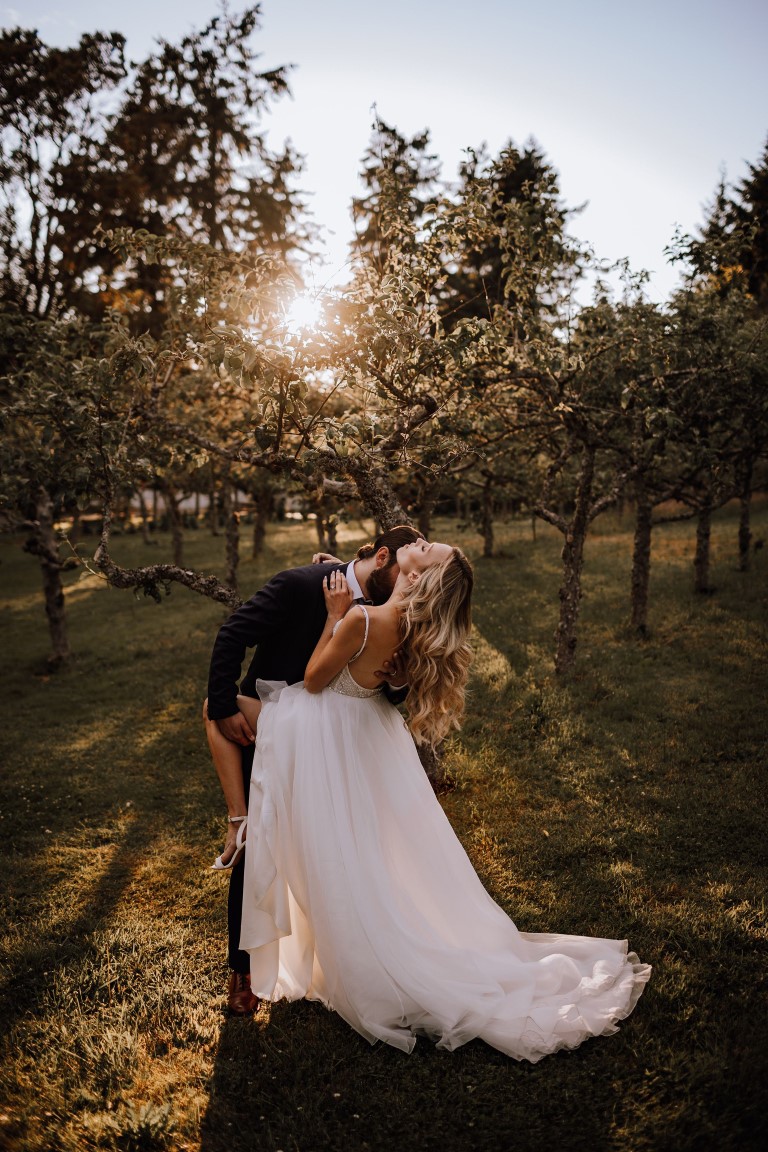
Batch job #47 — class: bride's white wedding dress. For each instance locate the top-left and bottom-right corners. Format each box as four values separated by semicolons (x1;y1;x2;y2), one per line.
240;611;650;1061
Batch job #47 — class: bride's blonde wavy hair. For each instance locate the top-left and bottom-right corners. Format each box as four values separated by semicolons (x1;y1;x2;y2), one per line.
399;548;474;747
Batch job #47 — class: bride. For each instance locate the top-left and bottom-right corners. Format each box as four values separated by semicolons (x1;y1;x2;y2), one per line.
206;539;650;1060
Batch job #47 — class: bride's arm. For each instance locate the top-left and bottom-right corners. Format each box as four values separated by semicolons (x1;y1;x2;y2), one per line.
304;574;365;693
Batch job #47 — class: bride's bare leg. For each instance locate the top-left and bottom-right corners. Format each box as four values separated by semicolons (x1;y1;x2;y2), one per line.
203;695;262;864
236;693;262;735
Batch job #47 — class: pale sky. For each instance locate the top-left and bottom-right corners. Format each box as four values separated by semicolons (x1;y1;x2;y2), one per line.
8;1;768;300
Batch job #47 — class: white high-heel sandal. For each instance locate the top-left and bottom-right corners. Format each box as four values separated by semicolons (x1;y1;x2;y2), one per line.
211;815;247;871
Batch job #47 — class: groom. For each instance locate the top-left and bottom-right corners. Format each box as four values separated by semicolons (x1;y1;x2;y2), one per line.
206;524;423;1014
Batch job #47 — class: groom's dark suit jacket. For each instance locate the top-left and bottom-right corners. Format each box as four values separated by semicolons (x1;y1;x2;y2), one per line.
206;561;345;721
206;559;405;972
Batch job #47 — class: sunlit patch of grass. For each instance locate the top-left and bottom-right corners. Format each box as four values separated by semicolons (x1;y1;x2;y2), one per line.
469;628;515;691
0;507;766;1151
64;570;111;603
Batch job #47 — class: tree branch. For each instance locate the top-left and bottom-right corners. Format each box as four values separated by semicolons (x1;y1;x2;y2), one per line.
587;465;637;523
532;504;567;533
93;505;242;607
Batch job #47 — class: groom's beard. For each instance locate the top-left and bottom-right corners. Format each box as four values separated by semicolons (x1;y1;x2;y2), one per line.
366;562;398;605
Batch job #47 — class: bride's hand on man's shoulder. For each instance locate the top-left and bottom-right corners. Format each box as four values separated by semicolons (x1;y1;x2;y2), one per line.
323;569;354;620
313;551;342;564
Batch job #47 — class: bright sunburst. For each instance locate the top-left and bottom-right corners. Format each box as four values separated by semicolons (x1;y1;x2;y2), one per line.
284;292;322;332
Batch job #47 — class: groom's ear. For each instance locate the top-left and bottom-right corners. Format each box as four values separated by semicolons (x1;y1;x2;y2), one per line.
373;546;391;569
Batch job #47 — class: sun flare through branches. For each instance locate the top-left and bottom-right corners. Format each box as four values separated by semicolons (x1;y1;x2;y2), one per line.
284;292;322;333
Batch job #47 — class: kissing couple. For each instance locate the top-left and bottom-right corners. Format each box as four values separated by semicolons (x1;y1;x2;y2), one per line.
203;525;650;1060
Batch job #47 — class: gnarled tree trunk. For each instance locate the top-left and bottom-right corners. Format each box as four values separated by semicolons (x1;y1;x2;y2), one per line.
347;460;409;531
737;462;753;573
630;488;653;635
315;509;328;551
160;482;184;567
314;495;340;557
137;489;155;546
24;487;71;667
694;492;713;594
208;476;221;536
222;484;240;594
554;448;595;676
169;497;184;566
414;472;438;539
252;487;274;558
327;515;338;556
481;476;494;558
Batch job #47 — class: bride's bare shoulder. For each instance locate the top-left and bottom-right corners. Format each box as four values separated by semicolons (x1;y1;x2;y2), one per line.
367;604;401;642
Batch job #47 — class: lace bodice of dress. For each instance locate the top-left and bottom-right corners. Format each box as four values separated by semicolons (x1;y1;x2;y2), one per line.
329;605;383;699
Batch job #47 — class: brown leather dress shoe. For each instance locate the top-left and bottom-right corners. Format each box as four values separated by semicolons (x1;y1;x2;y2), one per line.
227;971;259;1016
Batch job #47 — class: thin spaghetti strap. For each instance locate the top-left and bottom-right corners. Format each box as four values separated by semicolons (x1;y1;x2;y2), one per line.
348;604;369;663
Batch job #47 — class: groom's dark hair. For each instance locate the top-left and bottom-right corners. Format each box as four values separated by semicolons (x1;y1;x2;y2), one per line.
356;524;424;566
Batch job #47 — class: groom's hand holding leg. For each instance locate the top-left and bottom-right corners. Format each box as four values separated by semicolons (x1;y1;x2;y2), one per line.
216;712;256;745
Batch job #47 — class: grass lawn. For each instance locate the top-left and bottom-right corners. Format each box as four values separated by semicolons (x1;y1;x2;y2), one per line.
0;506;766;1152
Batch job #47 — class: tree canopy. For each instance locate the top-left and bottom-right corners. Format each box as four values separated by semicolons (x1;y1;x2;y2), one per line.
1;8;766;676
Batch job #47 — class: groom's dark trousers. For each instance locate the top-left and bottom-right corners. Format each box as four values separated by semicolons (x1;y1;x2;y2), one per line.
207;561;346;973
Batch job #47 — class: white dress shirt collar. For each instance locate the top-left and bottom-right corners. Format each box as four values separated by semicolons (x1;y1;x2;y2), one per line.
345;559;364;600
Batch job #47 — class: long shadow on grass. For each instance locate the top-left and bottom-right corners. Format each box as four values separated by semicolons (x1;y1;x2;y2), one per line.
0;812;155;1031
0;682;211;1035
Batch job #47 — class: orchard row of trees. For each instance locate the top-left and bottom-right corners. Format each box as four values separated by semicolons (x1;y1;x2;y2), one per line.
1;4;767;677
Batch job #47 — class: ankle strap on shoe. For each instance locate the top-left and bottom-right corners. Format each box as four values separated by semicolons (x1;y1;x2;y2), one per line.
228;815;247;824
